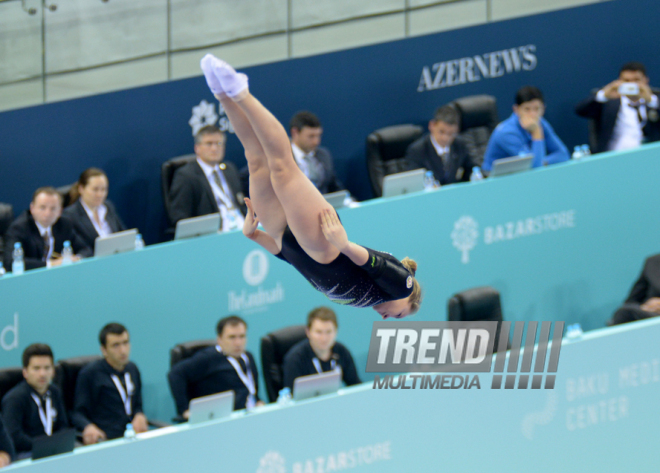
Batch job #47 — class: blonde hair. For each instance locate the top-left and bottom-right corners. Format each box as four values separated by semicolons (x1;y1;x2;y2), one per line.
401;257;422;313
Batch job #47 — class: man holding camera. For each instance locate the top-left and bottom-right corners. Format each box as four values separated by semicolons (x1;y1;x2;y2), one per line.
575;62;659;153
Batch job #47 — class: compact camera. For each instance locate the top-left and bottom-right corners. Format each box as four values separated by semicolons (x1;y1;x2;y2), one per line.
618;82;640;96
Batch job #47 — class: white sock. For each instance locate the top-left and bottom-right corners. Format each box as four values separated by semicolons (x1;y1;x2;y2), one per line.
200;54;223;95
212;59;249;101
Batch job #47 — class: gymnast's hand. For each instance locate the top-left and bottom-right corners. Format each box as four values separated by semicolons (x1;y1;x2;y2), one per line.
320;208;349;251
243;197;259;239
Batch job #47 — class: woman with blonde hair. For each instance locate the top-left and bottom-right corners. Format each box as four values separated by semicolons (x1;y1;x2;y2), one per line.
201;55;421;318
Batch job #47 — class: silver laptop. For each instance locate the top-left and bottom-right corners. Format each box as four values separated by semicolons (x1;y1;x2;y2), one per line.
94;229;137;257
188;390;235;424
293;371;342;401
174;213;220;240
381;169;426;198
323;190;349;209
490;154;533;177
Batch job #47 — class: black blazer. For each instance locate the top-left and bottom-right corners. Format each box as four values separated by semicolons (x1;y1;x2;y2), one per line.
3;211;92;271
405;134;474;185
168;159;247;226
575;89;660;153
62;199;126;250
625;254;660;304
303;146;347;195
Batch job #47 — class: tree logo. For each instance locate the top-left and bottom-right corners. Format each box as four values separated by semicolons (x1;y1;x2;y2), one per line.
188;99;218;135
256;451;286;473
451;216;479;264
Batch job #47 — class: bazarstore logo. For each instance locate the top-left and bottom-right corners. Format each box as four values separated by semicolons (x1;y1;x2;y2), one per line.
451;216;479;264
243;250;269;286
257;451;286;473
188;100;218;136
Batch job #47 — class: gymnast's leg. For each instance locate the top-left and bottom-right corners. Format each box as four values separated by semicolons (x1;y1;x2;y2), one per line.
211;58;339;264
201;55;287;244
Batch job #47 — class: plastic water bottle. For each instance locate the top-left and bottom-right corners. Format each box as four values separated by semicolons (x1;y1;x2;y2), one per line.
580;144;591;156
0;262;5;277
470;167;484;181
123;423;136;440
12;242;24;275
277;387;292;406
572;146;584;160
565;323;583;340
135;234;145;251
423;170;435;191
61;241;73;265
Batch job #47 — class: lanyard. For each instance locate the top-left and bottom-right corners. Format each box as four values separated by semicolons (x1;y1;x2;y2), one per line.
211;170;237;210
31;393;53;436
312;357;341;375
110;373;134;416
217;346;256;408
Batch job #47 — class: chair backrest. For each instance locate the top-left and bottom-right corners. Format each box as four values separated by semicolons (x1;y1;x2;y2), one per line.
56;183;76;209
366;124;424;197
55;355;103;418
161;154;197;226
169;339;216;368
260;325;307;403
0;367;24;407
447;286;509;352
0;203;14;264
448;95;498;166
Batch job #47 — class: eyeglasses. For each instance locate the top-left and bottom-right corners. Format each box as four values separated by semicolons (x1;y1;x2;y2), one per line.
200;141;225;147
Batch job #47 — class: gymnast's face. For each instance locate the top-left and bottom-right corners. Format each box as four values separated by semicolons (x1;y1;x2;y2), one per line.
373;298;413;320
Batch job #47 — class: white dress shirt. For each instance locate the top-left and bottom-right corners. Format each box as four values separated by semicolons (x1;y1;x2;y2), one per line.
196;158;245;231
430;135;451;167
80;200;112;238
597;89;659;151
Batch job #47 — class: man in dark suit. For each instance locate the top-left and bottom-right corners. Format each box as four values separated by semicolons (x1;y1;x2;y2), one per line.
3;187;91;271
289;111;353;198
405;106;475;185
608;254;660;326
169;125;247;231
576;62;660;153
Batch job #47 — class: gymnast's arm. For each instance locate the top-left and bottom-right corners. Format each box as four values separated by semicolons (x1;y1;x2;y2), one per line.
242;198;280;255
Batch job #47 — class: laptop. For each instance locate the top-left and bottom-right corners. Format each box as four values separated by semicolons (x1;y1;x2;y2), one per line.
293;371;342;402
187;390;235;424
323;190;350;209
94;229;138;257
174;213;221;240
381;169;426;198
31;428;76;460
490;154;533;177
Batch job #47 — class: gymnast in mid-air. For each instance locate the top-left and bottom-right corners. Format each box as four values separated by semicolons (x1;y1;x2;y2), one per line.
200;54;421;319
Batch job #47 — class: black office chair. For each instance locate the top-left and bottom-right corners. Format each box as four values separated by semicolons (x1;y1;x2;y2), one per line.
168;339;216;422
161;154;196;228
447;286;510;352
0;366;24;406
0;203;14;264
448;95;498;166
54;355;102;424
56;183;76;209
366;124;424;197
260;325;307;403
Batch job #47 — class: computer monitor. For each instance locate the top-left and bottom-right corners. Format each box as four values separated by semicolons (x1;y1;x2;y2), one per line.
94;229;138;257
187;390;235;424
31;428;76;460
323;190;350;209
293;371;341;402
490;154;533;177
381;169;426;198
174;213;221;240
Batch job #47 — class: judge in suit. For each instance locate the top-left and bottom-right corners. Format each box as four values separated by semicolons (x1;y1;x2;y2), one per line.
405;105;475;185
62;168;126;250
608;254;660;326
3;187;91;271
289;111;353;197
169;125;246;231
575;62;660;153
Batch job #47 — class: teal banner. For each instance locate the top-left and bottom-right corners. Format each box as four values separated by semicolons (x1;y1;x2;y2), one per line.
0;144;659;422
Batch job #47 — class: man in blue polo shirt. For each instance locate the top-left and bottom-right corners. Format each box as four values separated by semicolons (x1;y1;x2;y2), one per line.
483;86;569;172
